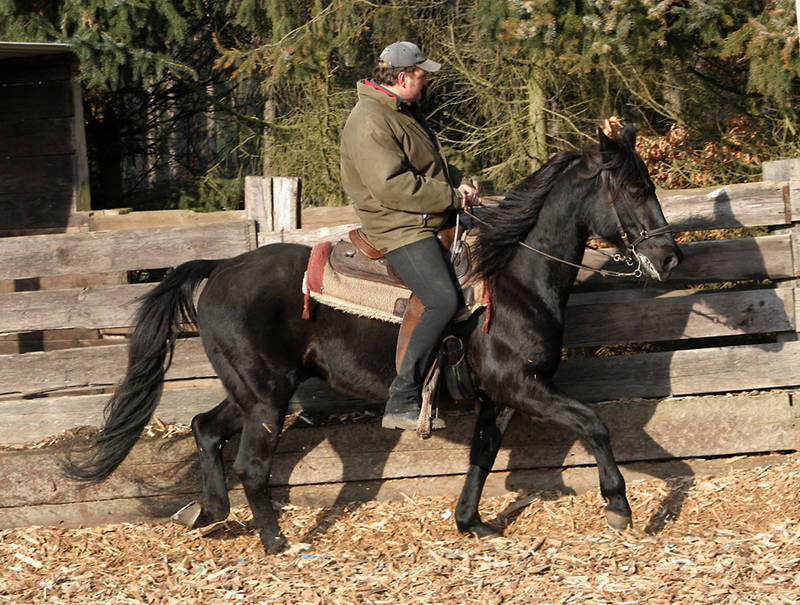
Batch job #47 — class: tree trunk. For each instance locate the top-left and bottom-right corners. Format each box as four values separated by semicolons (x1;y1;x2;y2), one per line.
262;82;276;177
527;61;548;171
662;64;682;120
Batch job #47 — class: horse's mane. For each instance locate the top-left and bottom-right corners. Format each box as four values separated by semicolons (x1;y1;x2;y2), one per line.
471;150;582;279
472;127;646;278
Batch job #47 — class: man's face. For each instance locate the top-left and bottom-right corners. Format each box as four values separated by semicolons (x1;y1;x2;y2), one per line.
398;67;427;103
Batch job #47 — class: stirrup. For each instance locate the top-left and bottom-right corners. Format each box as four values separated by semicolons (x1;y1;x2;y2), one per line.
381;409;445;431
416;353;444;439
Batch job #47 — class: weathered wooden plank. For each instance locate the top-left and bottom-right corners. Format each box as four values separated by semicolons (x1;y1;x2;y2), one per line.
0;329;104;356
0;283;150;334
555;340;800;401
3;453;791;530
259;392;800;469
245;176;302;239
0;384;227;446
487;181;792;230
794;282;800;334
0;271;128;294
0;234;792;333
563;287;796;347
245;176;273;233
70;74;90;214
0;221;257;281
2;391;795;509
0;338;214;396
4;286;795;395
255;222;358;248
86;209;247;231
791;181;800;224
3;338;799;446
793;232;800;278
84;205;351;232
272;176;301;231
0;378;376;445
659;181;791;229
663;234;793;282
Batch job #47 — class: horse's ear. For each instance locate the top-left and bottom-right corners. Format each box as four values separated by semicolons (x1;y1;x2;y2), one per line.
597;127;617;152
620;123;636;150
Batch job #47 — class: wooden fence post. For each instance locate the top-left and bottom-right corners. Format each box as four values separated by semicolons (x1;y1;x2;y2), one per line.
762;158;800;184
762;158;800;344
245;176;302;246
272;176;301;231
245;176;273;235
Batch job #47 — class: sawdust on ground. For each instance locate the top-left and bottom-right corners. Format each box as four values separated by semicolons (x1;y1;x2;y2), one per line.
1;454;799;604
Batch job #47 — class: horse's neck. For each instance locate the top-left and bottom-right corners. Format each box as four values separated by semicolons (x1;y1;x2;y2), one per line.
496;190;588;317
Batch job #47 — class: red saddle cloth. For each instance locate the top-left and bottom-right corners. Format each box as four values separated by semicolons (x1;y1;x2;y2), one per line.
303;240;332;309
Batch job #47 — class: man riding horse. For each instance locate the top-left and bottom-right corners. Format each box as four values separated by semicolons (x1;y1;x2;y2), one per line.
340;41;481;431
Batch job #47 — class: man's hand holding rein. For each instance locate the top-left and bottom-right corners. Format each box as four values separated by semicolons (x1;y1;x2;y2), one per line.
457;184;481;209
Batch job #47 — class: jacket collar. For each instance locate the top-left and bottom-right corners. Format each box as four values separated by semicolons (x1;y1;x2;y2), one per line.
357;79;412;111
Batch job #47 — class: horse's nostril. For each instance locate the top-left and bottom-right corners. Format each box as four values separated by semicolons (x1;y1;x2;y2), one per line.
664;254;679;272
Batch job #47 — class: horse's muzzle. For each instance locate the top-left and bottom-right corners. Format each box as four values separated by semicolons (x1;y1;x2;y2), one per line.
636;237;682;282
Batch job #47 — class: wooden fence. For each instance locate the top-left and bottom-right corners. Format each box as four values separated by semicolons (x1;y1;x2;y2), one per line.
1;173;798;529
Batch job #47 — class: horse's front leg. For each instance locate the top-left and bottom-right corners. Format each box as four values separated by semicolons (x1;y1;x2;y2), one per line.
456;403;515;537
522;379;632;529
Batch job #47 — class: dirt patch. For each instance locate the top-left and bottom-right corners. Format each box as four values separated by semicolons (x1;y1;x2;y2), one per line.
2;454;799;603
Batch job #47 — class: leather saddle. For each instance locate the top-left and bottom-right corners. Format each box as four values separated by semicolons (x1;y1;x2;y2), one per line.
331;226;472;289
331;223;473;373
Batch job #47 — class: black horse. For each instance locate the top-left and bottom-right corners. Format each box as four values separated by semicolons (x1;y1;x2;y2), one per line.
66;126;681;553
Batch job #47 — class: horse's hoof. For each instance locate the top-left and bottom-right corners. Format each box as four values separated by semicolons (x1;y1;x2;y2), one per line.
605;509;632;530
459;521;502;539
262;533;289;555
171;500;203;528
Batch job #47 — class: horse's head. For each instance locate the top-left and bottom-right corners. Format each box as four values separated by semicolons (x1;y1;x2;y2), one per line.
586;124;682;281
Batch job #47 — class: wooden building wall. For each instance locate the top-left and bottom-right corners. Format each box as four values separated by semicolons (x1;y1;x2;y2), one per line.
0;45;89;236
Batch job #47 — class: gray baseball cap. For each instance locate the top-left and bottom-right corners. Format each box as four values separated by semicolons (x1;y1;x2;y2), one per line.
379;41;441;72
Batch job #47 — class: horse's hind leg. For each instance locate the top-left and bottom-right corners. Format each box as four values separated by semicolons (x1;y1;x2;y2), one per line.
456;404;515;538
233;391;291;554
175;398;243;528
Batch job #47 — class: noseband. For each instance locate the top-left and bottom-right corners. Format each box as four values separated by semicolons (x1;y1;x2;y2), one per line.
604;194;673;273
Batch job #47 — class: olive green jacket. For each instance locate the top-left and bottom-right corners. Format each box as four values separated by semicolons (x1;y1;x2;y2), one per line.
340;80;463;252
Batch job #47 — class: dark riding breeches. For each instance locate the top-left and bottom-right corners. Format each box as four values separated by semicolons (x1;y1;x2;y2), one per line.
383;236;460;409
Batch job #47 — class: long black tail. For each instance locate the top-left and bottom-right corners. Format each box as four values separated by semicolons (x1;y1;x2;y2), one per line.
63;259;218;482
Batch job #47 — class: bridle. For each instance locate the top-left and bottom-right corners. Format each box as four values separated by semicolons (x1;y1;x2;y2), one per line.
461;193;673;279
598;192;674;276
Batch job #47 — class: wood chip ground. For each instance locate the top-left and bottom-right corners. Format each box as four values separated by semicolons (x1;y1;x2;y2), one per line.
2;454;799;604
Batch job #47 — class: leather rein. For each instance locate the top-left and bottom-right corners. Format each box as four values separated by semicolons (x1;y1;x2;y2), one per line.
462;198;673;279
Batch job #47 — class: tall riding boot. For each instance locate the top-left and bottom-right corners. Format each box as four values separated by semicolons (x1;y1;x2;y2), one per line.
382;333;445;431
381;237;459;431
